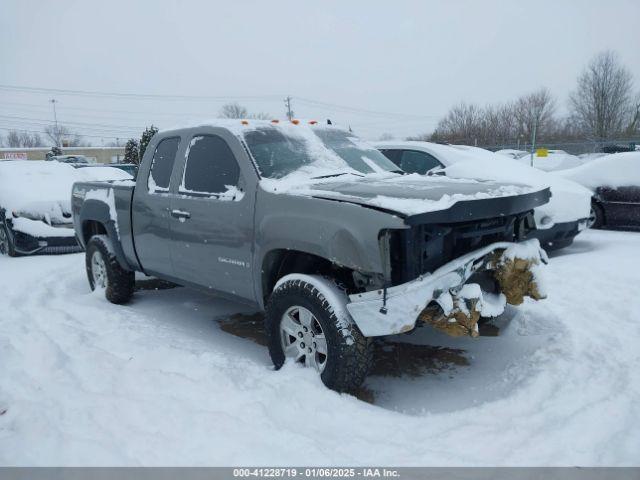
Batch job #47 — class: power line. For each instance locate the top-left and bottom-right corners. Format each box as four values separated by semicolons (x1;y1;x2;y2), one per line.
0;114;144;131
0;84;284;102
293;96;439;120
0;126;124;140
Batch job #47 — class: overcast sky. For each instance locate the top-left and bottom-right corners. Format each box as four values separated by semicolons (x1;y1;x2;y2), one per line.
1;0;639;142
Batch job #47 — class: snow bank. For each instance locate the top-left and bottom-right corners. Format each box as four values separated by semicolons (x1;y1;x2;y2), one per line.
0;161;131;224
557;152;640;190
2;229;639;465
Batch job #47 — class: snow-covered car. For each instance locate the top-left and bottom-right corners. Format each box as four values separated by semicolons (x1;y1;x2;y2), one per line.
557;151;640;229
0;161;132;256
376;141;592;250
495;149;529;160
513;149;582;171
47;154;90;164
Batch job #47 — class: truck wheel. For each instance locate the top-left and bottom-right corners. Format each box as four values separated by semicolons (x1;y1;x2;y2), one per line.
588;203;605;229
85;235;134;304
265;275;373;393
0;225;17;257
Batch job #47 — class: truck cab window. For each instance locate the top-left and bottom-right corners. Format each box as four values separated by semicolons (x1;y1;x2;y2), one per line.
400;150;442;174
148;137;180;192
181;135;240;195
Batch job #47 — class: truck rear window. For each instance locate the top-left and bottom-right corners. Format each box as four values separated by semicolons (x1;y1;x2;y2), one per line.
148;137;180;192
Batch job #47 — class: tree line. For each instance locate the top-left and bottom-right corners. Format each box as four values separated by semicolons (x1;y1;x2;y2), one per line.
414;51;640;149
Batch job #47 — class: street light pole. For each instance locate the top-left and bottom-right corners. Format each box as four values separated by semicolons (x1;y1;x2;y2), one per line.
50;99;59;146
529;122;537;168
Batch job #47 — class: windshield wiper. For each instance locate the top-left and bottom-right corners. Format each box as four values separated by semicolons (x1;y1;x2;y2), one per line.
311;172;365;179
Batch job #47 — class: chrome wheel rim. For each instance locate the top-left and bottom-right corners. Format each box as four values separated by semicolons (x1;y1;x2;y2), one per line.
91;250;108;288
587;207;597;228
0;227;7;255
280;306;328;373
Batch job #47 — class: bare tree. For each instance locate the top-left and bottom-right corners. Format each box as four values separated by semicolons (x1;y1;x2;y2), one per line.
430;102;484;144
219;102;248;119
5;130;45;148
44;125;84;147
512;88;556;142
219;102;271;120
569;51;635;140
378;132;395;141
625;92;640;136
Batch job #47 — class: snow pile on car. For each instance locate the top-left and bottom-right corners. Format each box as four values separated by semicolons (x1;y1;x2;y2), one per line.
443;154;592;227
557;151;640;190
0;161;131;224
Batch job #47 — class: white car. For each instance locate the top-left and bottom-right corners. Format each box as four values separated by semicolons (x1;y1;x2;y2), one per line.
375;141;592;250
0;161;131;256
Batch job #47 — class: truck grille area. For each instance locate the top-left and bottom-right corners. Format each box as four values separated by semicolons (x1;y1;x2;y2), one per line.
389;211;534;285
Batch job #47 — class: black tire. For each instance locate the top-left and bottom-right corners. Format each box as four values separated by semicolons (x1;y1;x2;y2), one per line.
589;202;605;229
0;224;17;257
85;235;134;304
265;277;373;393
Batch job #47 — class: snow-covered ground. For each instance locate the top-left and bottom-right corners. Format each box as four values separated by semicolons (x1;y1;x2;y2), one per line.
1;229;639;466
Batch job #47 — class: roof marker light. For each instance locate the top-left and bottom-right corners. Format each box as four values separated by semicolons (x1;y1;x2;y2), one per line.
241;120;249;125
291;119;300;125
308;120;318;125
271;119;280;124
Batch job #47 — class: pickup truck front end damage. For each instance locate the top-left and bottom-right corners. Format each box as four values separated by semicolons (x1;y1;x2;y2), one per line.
346;239;547;337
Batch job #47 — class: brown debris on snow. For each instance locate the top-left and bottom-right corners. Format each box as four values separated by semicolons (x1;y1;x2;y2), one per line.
489;252;545;305
418;249;545;338
418;298;481;338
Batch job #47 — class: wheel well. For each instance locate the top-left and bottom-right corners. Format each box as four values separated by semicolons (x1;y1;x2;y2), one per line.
82;220;107;244
261;249;355;302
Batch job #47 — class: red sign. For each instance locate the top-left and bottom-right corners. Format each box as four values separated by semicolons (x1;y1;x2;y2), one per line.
3;152;28;160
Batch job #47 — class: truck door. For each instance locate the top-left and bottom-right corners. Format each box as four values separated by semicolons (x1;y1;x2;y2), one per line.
169;132;255;301
132;136;181;278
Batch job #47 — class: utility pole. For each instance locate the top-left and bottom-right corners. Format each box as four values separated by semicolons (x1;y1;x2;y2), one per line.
529;122;537;168
284;96;294;121
50;98;59;146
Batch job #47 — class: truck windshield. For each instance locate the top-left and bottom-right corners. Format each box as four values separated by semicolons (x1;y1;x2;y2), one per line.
242;126;401;179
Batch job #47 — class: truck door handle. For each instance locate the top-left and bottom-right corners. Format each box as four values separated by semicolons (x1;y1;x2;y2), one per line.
171;209;191;219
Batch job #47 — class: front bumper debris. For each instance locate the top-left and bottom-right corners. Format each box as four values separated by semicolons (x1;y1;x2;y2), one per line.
346;239;547;337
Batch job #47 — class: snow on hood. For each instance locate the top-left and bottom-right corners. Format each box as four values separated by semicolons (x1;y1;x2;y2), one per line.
556;152;640;191
0;161;131;224
261;172;541;216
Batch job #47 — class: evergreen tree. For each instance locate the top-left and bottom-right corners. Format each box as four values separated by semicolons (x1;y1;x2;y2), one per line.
47;145;62;159
139;125;159;161
124;138;140;164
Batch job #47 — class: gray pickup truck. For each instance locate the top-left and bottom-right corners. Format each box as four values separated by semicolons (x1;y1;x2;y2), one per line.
72;120;551;392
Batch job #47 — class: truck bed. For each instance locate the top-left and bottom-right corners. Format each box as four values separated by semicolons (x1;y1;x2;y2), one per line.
72;180;138;269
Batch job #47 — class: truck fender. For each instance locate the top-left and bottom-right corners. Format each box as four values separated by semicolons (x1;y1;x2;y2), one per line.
79;199;131;271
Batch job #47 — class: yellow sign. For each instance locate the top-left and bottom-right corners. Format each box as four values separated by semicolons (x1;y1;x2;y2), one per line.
536;148;548;157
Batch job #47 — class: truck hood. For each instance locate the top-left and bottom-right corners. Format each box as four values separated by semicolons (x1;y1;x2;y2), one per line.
261;173;550;223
